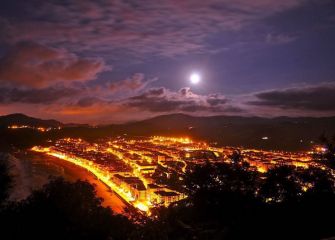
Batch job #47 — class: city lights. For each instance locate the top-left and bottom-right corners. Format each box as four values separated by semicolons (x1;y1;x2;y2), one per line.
31;136;323;216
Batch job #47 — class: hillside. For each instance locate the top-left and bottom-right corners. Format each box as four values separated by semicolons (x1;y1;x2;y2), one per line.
1;113;335;151
0;113;63;128
111;114;335;150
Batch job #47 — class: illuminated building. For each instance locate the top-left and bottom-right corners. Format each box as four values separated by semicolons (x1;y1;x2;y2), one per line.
152;190;185;207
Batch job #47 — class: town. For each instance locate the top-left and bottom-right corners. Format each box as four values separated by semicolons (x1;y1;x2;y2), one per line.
31;136;327;215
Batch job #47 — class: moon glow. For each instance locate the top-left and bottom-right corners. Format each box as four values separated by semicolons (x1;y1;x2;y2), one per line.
190;73;201;84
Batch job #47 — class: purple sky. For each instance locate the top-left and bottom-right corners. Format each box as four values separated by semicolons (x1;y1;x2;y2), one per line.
0;0;334;124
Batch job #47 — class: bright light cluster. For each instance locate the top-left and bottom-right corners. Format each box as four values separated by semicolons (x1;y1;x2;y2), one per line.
8;125;61;132
31;135;321;218
152;136;192;144
32;146;151;214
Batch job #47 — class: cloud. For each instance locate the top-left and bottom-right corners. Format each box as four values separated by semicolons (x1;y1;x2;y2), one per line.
26;86;242;123
0;41;107;88
266;33;297;45
0;86;81;104
0;72;156;108
108;73;157;93
124;87;240;113
75;97;103;108
247;83;335;111
0;0;307;57
206;93;229;106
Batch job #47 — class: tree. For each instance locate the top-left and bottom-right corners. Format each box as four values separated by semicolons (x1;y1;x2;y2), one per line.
318;134;335;168
0;177;134;240
152;163;335;240
258;165;301;203
147;163;261;239
229;149;243;164
0;156;12;205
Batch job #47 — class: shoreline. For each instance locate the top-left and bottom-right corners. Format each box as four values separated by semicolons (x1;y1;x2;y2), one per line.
10;151;132;215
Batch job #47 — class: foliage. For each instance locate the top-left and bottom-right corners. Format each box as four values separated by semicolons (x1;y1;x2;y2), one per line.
0;158;12;205
319;134;335;168
0;178;133;240
148;163;335;240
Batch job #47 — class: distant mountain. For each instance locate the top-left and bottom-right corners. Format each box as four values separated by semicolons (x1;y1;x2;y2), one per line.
0;113;63;128
1;113;335;151
109;113;335;151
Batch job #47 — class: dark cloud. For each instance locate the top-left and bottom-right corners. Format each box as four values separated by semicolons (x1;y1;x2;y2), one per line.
75;97;103;107
248;83;335;111
207;94;228;106
0;73;155;106
146;88;165;96
0;87;80;104
124;87;238;113
0;41;107;88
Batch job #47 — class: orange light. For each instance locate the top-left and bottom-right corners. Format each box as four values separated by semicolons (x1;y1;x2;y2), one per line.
134;202;149;212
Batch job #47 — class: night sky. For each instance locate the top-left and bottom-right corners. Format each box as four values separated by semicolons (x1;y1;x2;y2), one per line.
0;0;334;124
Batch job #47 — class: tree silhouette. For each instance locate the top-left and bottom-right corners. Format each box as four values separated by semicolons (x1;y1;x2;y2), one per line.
0;157;12;206
258;165;301;203
318;134;335;168
150;163;335;240
229;149;243;164
0;177;133;240
148;162;261;239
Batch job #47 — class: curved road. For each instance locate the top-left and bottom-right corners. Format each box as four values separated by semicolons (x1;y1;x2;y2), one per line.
12;151;129;215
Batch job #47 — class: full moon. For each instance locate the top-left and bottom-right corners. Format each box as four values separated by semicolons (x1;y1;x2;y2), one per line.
190;73;201;84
